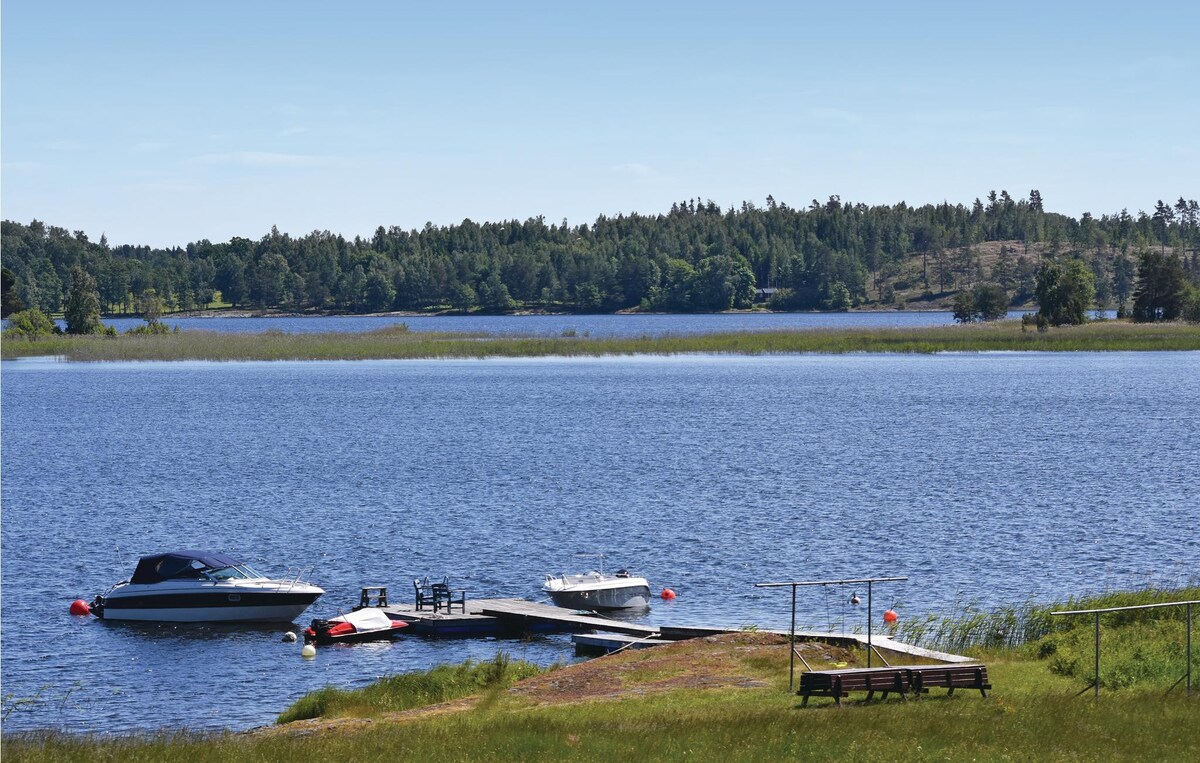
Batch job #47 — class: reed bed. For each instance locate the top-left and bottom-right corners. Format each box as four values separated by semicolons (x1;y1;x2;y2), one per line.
894;586;1200;691
895;586;1200;653
4;320;1200;362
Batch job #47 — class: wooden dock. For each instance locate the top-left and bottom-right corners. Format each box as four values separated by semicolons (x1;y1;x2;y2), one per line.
572;632;673;655
372;597;971;663
377;598;661;639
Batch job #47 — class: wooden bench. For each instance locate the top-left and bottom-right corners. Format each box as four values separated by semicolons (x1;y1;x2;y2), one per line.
799;664;991;705
908;664;991;698
799;667;912;706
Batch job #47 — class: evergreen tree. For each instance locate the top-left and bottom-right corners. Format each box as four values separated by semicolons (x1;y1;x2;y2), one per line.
1131;251;1189;322
63;265;103;334
2;267;27;317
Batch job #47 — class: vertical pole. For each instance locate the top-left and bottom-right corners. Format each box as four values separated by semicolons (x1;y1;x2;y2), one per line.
1187;603;1192;695
867;580;874;668
789;583;797;692
1094;612;1101;697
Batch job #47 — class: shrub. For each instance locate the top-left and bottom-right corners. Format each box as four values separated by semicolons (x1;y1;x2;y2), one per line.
4;308;59;338
126;321;172;335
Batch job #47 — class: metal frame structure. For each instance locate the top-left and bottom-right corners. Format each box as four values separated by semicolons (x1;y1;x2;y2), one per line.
1050;599;1198;697
755;576;908;691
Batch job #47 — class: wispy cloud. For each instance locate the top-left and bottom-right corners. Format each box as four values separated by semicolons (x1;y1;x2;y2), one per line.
115;178;202;194
185;151;333;168
806;107;863;124
1118;55;1198;78
133;141;168;152
44;139;86;151
613;162;658;179
276;126;310;138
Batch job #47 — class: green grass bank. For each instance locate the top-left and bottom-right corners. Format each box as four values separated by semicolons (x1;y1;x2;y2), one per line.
4;320;1200;362
5;587;1197;762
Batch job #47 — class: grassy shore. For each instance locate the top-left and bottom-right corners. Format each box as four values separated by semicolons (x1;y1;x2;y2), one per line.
4;320;1200;362
5;588;1198;762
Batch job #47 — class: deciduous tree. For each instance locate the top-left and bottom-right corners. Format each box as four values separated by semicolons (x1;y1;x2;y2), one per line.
1036;260;1094;326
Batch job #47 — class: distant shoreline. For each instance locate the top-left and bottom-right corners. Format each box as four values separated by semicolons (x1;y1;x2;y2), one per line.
129;305;979;320
4;321;1198;362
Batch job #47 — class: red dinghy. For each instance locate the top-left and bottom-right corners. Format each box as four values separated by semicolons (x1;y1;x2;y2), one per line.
304;607;408;645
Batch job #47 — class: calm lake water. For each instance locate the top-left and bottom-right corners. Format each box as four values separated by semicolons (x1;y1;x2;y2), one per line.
2;351;1197;733
92;310;1081;337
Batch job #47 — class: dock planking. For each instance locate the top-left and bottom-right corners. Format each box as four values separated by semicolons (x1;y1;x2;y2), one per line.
368;594;976;665
572;632;673;655
476;599;661;637
376;598;658;639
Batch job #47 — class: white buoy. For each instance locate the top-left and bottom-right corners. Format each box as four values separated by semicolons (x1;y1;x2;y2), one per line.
282;631;297;643
301;644;316;658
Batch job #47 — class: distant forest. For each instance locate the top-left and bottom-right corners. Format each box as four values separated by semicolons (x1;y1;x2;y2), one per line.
3;192;1198;316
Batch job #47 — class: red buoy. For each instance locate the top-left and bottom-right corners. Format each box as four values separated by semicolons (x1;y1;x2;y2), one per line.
70;599;91;616
883;609;898;624
660;588;677;600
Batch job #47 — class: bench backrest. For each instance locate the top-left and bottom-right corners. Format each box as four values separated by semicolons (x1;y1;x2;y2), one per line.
801;664;988;692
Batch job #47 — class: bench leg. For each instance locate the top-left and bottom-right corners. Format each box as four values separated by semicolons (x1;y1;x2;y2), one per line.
801;693;810;707
866;690;874;701
947;686;955;696
979;687;987;698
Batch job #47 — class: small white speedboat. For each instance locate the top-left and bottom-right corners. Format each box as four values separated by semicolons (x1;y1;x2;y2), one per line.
90;550;324;623
542;568;651;611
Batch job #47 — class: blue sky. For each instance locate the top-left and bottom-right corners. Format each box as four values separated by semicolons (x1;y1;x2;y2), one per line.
3;1;1197;247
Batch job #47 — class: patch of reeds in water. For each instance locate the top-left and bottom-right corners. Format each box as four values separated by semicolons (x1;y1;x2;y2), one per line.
4;320;1200;362
895;586;1200;653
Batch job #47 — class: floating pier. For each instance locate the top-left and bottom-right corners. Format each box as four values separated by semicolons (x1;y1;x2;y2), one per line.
349;586;974;664
376;597;660;638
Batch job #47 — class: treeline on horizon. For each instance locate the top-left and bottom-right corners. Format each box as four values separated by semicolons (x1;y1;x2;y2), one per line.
3;192;1199;318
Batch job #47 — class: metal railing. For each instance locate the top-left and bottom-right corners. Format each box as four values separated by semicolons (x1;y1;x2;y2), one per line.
1050;599;1198;697
755;576;908;691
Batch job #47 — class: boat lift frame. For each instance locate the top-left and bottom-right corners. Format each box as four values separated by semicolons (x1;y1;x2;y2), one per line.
755;576;908;691
1051;599;1198;697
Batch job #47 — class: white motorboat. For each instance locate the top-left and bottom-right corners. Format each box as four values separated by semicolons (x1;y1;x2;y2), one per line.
89;550;324;623
542;567;651;611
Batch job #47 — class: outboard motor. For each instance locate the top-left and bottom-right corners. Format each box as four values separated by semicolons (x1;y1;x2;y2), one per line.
304;618;331;644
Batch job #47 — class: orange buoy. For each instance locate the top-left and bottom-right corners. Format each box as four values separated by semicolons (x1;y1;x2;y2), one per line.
883;609;898;624
660;588;676;600
70;599;91;616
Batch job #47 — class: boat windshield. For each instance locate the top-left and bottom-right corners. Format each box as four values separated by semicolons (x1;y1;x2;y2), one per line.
206;564;263;581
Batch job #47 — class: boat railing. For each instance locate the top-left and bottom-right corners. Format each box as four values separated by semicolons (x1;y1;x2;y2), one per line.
278;565;314;591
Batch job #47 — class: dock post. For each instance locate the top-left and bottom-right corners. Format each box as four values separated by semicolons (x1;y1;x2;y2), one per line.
867;580;873;668
789;583;797;692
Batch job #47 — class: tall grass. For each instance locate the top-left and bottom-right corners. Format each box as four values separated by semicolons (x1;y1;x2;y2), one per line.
894;587;1200;690
7;669;1200;762
4;320;1200;361
276;652;546;723
895;586;1200;653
